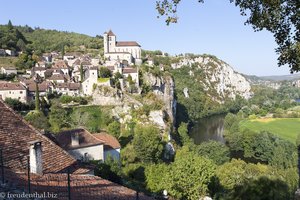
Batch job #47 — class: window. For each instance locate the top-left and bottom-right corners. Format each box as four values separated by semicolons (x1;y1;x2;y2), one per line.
20;91;23;94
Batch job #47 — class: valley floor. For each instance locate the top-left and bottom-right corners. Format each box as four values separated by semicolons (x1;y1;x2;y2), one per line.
239;118;300;143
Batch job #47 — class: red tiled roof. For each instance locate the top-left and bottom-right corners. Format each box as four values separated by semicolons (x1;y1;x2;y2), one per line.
116;41;140;47
107;66;115;71
81;60;92;66
32;67;46;72
55;129;104;150
56;83;80;90
73;59;81;66
107;30;115;36
48;74;66;81
90;66;98;70
26;81;52;92
93;132;121;149
0;100;77;173
0;82;26;90
106;52;131;54
0;100;153;199
53;60;69;69
5;171;152;200
123;68;137;74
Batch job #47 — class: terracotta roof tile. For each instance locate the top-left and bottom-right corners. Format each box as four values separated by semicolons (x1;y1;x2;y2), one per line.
0;100;77;173
93;132;121;149
107;30;115;36
26;81;52;92
56;83;80;90
53;60;69;69
5;171;153;200
48;74;66;81
107;66;115;71
123;68;137;74
55;129;104;150
0;82;26;90
116;41;140;47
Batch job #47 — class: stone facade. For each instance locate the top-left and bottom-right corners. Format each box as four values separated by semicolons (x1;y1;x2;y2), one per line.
103;30;142;65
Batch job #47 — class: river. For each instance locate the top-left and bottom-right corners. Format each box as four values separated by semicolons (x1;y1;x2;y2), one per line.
190;114;226;144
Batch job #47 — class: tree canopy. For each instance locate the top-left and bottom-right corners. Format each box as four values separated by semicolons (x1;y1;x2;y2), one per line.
156;0;300;73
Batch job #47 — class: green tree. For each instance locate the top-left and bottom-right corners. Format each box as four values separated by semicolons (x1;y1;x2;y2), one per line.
107;121;121;138
156;0;299;72
24;111;49;130
177;122;191;145
145;163;169;193
80;64;84;82
164;147;216;200
7;20;13;30
49;102;70;133
196;140;230;165
71;106;106;132
132;125;164;163
216;159;296;199
99;67;112;78
35;82;40;111
4;98;32;111
94;156;122;184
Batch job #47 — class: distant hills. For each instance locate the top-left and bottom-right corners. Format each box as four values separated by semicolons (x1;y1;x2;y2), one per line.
245;73;300;82
0;21;103;55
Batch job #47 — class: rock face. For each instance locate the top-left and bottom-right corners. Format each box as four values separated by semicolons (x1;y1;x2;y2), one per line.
143;72;176;127
171;55;253;101
183;88;189;98
91;74;176;135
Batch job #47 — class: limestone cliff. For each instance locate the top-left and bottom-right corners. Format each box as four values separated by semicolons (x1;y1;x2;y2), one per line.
171;55;252;102
91;75;176;134
142;72;176;127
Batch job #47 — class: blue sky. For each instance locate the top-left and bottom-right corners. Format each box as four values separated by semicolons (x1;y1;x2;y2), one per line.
0;0;292;76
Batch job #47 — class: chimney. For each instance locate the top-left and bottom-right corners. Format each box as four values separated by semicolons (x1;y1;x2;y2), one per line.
28;140;43;174
71;132;79;146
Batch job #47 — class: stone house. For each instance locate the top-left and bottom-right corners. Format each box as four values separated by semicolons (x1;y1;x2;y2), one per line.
0;66;17;75
21;80;53;100
5;49;17;56
47;74;67;83
82;67;98;95
32;67;47;78
54;82;80;96
123;67;139;83
55;129;105;162
42;53;52;62
53;60;70;76
0;81;27;103
93;132;121;161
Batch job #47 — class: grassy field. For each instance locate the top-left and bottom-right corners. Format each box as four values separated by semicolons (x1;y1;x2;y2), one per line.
239;118;300;143
0;57;18;67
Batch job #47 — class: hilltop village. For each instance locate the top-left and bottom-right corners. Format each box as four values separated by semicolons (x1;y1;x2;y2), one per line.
0;30;143;102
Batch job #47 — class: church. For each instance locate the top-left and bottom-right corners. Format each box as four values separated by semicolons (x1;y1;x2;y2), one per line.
103;30;142;65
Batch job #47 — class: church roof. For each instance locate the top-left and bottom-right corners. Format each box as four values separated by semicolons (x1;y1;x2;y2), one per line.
107;30;115;36
116;41;140;47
